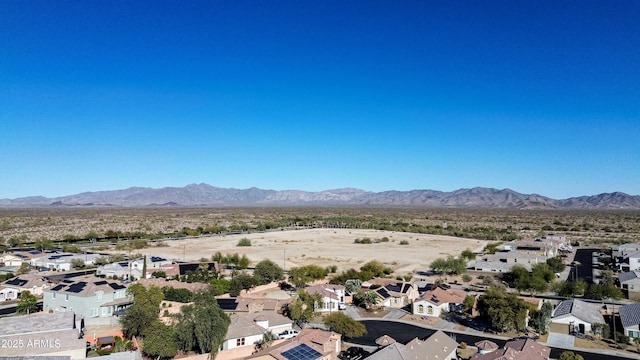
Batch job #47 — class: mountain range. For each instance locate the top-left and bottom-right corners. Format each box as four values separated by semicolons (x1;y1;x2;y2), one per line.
1;184;640;209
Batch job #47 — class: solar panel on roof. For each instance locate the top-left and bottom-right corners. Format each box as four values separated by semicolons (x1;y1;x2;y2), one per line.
28;250;42;255
5;278;28;286
109;283;126;290
67;282;87;293
281;343;321;360
51;284;65;291
95;280;108;285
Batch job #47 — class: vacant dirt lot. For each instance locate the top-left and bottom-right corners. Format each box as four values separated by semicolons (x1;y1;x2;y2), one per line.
129;228;485;276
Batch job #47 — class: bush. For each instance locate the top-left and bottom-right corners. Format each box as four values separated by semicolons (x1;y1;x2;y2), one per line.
237;238;252;247
399;240;409;245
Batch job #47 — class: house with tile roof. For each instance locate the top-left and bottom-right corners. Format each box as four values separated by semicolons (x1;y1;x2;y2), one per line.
551;299;605;334
222;311;293;351
365;330;458;360
373;281;418;309
43;276;131;323
412;286;466;317
619;302;640;341
306;284;346;312
2;273;51;297
472;338;550;360
246;328;341;360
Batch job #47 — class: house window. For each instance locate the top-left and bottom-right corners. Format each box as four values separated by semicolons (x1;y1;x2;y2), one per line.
91;308;98;317
52;292;56;299
418;305;424;313
65;294;69;301
427;306;433;315
630;330;640;339
236;338;245;346
0;293;4;299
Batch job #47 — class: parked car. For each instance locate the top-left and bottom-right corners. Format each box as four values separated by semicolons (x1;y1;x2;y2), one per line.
276;329;299;339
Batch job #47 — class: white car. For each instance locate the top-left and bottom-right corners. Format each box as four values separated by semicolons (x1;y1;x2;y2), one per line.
277;329;299;339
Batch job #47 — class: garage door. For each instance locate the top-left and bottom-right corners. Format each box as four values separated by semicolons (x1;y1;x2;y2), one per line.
549;322;570;334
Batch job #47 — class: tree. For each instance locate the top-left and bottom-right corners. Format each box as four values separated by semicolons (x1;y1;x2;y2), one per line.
17;290;38;314
353;290;379;310
120;284;163;338
476;286;534;332
173;290;230;356
323;312;366;338
287;290;322;326
558;351;584;360
237;254;251;269
360;261;392;278
546;256;565;273
254;259;284;285
16;263;30;275
71;258;86;269
229;272;258;296
288;265;328;287
461;249;476;260
529;302;553;334
142;320;179;360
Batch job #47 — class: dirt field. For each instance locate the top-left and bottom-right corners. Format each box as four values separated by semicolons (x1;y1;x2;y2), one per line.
129;228;486;276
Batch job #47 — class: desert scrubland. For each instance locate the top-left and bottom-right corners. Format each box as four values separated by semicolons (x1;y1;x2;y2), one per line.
1;207;639;274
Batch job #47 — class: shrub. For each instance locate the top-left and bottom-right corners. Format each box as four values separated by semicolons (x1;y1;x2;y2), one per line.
399;240;409;245
237;238;252;247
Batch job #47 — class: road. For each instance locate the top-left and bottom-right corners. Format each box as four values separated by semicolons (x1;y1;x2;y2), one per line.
348;319;638;360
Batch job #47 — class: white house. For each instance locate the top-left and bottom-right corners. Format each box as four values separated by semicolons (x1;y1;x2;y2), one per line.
551;299;605;334
131;256;172;278
96;260;142;280
0;285;18;301
412;286;466;317
222;311;292;350
0;253;25;267
365;330;458;360
31;252;103;271
305;284;346;312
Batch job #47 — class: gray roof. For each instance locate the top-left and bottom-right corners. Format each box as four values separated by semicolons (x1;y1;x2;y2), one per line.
552;299;604;324
618;271;640;283
620;303;640;329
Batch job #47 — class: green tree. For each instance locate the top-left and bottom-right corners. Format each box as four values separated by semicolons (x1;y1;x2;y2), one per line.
17;290;38;314
461;249;476;260
476;286;534;332
323;312;366;338
353;290;379;310
557;351;584;360
287;290;322;325
120;284;163;338
288;265;328;287
229;272;258;296
173;290;230;356
16;263;30;275
546;256;565;273
360;260;392;277
254;259;284;285
529;302;553;334
142;320;179;360
71;258;86;269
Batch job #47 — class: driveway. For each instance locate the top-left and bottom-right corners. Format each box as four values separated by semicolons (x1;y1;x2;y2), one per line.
546;332;575;347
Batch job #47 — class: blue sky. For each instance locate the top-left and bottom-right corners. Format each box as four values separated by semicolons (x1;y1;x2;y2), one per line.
1;1;638;199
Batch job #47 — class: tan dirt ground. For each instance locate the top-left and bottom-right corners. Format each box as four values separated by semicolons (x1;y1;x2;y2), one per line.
131;229;486;276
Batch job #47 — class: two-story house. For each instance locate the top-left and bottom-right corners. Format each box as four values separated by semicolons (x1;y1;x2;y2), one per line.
305;284;346;312
43;276;131;323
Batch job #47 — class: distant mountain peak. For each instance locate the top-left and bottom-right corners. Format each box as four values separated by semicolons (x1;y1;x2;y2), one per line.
1;184;638;209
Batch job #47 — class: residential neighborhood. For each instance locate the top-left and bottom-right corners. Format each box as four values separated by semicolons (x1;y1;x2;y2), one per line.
1;233;640;360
